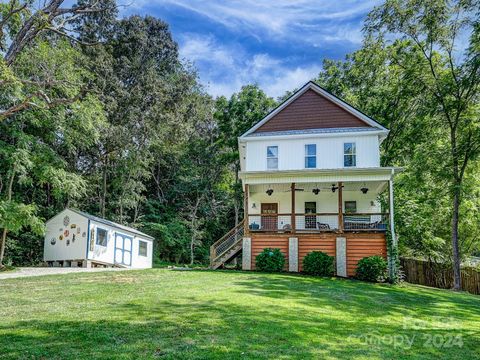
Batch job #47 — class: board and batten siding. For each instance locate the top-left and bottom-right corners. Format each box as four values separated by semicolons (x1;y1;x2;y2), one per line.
245;134;380;172
44;209;89;262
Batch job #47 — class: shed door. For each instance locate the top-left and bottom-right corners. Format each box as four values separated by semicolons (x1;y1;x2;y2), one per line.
115;233;132;266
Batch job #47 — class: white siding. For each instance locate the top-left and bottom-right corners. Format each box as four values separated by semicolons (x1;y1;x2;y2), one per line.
43;209;89;261
88;220;153;269
245;134;380;171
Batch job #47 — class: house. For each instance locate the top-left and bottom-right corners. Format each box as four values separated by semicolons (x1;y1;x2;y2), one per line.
43;208;153;269
210;81;400;277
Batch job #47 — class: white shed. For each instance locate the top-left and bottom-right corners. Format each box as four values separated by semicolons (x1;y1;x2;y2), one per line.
43;208;154;268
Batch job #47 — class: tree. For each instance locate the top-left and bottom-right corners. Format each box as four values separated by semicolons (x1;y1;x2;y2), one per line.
215;85;276;226
365;0;480;289
0;0;114;120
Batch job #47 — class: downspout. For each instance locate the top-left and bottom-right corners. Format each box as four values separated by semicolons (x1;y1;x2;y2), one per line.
389;168;397;280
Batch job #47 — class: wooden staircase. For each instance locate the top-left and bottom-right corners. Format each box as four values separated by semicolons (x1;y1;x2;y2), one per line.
210;220;245;269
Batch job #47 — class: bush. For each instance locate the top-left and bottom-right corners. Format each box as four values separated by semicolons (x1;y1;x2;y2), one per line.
356;255;387;282
255;248;285;272
302;251;334;276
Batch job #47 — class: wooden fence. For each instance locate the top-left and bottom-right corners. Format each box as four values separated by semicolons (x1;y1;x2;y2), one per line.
400;258;480;295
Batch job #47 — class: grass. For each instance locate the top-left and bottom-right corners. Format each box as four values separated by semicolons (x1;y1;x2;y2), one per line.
0;270;479;359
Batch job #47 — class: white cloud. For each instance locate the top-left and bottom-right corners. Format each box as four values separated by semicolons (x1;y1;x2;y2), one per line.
179;34;321;98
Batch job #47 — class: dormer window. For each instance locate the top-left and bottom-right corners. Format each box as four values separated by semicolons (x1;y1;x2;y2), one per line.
267;146;278;169
344;142;356;167
305;144;316;168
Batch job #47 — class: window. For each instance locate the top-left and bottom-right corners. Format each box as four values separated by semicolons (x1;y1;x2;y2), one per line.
139;240;148;257
345;201;357;214
305;144;316;168
267;146;278;169
96;228;108;247
344;142;356;167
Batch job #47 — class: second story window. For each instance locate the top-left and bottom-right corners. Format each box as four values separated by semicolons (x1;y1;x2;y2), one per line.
344;142;356;167
267;146;278;169
305;144;316;168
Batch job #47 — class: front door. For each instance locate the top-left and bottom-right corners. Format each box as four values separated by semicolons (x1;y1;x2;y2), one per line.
261;203;278;231
114;233;132;266
305;202;317;229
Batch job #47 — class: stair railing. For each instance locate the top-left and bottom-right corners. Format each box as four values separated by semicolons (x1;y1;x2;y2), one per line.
210;220;245;265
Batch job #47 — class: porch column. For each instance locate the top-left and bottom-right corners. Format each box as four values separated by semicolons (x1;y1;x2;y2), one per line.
291;182;296;233
338;181;343;232
242;237;251;270
388;170;397;279
244;184;249;235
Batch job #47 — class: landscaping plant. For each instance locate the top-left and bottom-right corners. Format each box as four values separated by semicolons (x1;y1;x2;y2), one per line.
356;255;387;282
302;251;334;276
255;248;285;272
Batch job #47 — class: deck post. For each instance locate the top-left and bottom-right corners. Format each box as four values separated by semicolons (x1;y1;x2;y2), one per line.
338;181;343;232
388;170;397;279
291;182;296;233
244;183;249;236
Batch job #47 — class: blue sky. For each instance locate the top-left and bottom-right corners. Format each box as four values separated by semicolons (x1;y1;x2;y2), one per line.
118;0;382;98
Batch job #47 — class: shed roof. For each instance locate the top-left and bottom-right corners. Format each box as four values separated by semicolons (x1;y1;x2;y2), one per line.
68;208;154;240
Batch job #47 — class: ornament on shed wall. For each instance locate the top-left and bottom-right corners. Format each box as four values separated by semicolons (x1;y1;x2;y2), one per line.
76;227;81;234
82;232;86;238
59;235;63;240
59;228;63;232
66;239;70;246
63;216;70;226
70;224;76;229
64;230;70;237
50;238;56;245
89;228;95;251
72;234;76;243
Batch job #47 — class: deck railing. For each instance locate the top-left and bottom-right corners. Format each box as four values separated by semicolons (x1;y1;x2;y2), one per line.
210;220;244;263
247;213;389;232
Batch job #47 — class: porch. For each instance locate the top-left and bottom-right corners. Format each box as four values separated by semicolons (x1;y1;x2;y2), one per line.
244;180;391;234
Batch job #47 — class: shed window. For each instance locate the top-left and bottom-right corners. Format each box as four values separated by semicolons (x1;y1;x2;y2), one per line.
344;142;356;167
345;201;357;214
267;146;278;169
139;240;148;257
96;228;108;247
305;144;316;168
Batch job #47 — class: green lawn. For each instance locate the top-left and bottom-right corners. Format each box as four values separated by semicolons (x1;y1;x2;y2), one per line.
0;270;479;359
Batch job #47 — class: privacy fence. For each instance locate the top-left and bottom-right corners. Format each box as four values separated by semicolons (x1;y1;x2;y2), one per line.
400;258;480;295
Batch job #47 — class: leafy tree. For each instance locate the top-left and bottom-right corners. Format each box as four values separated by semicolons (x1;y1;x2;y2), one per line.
365;0;480;289
215;85;276;226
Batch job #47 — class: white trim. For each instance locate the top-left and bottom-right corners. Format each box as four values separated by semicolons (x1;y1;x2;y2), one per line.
240;81;389;138
239;129;387;142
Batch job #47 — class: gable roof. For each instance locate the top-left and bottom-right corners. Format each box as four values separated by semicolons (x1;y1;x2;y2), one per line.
241;81;388;138
50;208;154;240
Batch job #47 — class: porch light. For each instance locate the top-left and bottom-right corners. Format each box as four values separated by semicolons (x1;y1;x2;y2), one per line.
251;203;257;209
312;188;320;195
266;189;274;196
331;184;338;193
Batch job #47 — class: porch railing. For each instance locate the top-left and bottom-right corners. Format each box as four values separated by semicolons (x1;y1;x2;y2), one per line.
247;213;388;232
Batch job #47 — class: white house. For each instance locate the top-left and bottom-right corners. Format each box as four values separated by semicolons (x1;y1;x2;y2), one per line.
44;208;153;269
210;81;400;277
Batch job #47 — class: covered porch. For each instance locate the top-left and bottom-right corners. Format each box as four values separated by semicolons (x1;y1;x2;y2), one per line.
241;168;397;235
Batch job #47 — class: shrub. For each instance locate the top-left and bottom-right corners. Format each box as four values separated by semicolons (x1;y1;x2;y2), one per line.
302;251;334;276
356;255;387;282
255;248;285;272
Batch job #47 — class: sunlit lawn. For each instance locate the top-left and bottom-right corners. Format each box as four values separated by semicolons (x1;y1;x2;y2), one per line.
0;269;479;359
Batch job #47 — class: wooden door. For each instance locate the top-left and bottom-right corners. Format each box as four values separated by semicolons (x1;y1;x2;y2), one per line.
305;202;317;229
261;203;278;230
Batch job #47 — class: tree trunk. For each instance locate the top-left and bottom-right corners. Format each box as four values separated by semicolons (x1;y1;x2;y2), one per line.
101;156;107;218
0;229;7;266
0;167;15;266
451;186;462;290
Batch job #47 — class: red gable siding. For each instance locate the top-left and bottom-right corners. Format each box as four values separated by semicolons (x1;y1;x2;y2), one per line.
254;89;371;133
